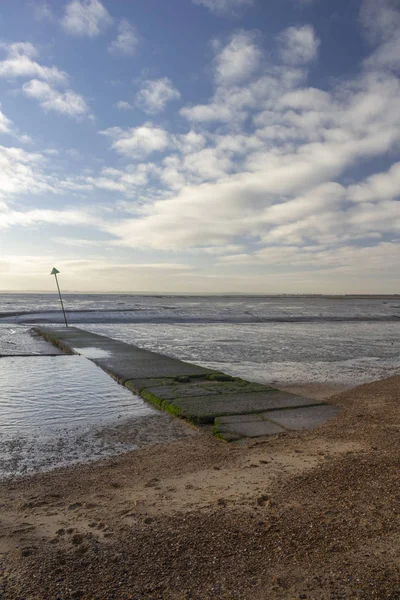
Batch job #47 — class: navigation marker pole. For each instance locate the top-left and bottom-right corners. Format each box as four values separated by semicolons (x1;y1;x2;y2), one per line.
50;267;68;327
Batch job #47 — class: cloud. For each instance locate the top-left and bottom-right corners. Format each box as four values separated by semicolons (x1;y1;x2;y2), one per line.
217;242;400;278
181;32;305;124
347;161;400;202
0;105;32;143
0;106;14;135
0;256;196;293
82;163;160;197
360;0;400;43
102;62;400;253
0;42;67;83
214;31;261;85
34;2;54;21
136;78;181;114
2;8;400;292
361;0;400;71
115;100;133;110
22;79;89;117
109;19;139;56
0;145;55;203
192;0;254;16
278;25;320;65
62;0;112;37
0;208;96;230
181;66;305;124
100;124;170;158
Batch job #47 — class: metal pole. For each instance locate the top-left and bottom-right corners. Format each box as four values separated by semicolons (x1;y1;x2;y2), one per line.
54;273;68;327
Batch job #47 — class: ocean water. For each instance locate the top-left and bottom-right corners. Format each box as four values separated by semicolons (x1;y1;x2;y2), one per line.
0;293;399;476
1;293;399;387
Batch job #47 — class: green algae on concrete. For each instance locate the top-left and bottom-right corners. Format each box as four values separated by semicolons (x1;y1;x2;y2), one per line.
33;326;340;441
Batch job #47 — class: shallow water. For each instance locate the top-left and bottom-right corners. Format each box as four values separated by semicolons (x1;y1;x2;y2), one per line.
0;355;152;431
84;321;400;388
0;325;62;355
0;355;156;477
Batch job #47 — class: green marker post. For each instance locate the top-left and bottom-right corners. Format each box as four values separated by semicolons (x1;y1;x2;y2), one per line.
50;267;68;327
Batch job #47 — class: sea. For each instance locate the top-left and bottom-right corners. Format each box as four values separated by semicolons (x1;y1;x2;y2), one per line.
0;293;399;477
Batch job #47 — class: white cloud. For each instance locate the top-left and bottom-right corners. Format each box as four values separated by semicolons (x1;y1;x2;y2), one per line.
100;124;170;158
2;9;399;293
360;0;400;72
348;162;400;202
109;19;139;56
360;0;400;43
0;106;14;135
214;31;261;85
83;163;160;196
217;243;400;279
192;0;254;15
88;15;400;269
52;237;109;247
103;63;400;253
364;35;400;71
181;30;305;125
182;148;232;181
116;101;133;110
278;25;320;65
0;106;31;143
22;79;89;118
0;145;55;202
181;66;305;124
0;208;96;230
62;0;112;37
136;78;181;114
0;42;67;83
0;256;196;293
34;2;54;21
180;103;233;123
175;131;207;154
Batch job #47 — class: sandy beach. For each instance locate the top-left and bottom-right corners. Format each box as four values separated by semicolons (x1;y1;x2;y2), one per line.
0;375;398;599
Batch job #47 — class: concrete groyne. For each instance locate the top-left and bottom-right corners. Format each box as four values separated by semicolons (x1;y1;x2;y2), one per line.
34;326;339;441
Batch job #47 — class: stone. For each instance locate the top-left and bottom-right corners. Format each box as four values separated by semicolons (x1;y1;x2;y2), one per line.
215;420;285;438
169;391;322;423
215;414;264;424
262;405;341;431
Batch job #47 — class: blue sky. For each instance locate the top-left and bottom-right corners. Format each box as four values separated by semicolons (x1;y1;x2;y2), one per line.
0;0;399;293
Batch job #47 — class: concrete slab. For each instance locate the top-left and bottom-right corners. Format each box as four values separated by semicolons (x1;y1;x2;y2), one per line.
217;420;285;438
34;327;212;382
169;391;322;423
126;378;272;399
215;414;264;424
263;405;341;431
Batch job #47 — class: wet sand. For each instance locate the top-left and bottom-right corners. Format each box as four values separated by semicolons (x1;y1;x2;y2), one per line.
0;376;399;599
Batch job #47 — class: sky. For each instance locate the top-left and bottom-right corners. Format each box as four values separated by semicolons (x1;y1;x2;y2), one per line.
0;0;399;293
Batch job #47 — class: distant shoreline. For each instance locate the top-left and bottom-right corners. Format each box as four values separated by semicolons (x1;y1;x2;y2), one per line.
0;291;399;298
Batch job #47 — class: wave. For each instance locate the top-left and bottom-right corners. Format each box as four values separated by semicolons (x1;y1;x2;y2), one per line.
1;309;399;325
